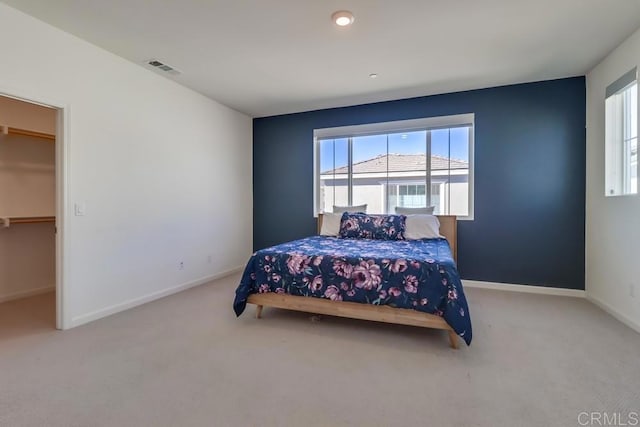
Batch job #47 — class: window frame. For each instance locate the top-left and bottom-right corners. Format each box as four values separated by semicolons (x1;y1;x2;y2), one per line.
605;68;638;197
313;114;475;220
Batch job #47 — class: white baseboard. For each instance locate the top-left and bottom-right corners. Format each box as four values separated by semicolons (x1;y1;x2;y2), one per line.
462;280;586;298
0;285;55;304
69;266;243;328
586;294;640;334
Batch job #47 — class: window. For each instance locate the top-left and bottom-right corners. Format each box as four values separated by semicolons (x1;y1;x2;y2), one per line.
389;184;427;208
314;114;474;219
605;67;638;197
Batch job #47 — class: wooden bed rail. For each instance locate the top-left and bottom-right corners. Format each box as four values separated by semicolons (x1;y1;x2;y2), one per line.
247;293;459;348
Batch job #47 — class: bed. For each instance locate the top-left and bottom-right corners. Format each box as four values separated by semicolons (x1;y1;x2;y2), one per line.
233;214;472;348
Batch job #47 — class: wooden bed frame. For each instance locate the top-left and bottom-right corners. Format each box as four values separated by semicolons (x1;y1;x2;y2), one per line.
247;214;460;348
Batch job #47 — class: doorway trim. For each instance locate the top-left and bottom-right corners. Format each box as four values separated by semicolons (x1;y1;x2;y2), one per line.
0;85;70;330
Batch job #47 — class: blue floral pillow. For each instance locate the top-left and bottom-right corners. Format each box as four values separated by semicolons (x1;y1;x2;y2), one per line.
339;212;406;240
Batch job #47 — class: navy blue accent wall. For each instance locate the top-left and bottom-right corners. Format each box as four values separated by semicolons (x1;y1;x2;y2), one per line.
253;77;586;290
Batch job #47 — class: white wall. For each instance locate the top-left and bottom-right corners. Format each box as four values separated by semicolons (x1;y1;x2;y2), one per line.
352;185;384;213
0;3;252;327
447;182;469;216
321;184;348;212
586;27;640;331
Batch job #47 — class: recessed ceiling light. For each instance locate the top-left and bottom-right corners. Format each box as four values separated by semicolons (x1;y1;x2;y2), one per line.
369;73;378;79
332;10;354;27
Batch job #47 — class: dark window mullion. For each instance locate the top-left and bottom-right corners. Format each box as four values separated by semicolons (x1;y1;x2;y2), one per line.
386;133;389;213
426;130;432;208
347;137;353;205
332;139;336;209
448;129;452;215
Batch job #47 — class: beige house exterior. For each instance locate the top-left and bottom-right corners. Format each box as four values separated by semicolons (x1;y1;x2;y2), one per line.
320;153;469;216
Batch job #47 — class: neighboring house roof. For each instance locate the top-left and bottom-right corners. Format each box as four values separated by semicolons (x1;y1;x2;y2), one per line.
322;153;468;175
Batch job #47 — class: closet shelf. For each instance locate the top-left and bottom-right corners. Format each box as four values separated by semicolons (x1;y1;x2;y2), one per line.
1;216;56;227
1;126;55;141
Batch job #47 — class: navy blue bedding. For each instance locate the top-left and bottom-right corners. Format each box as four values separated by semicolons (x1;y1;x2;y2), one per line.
233;236;472;345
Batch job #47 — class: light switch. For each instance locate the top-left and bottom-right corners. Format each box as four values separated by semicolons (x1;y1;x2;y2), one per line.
75;202;86;216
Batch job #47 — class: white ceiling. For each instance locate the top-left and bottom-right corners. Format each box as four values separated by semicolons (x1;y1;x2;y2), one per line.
4;0;640;117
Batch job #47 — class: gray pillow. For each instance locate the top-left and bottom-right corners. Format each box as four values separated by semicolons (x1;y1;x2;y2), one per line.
395;206;435;215
333;204;367;213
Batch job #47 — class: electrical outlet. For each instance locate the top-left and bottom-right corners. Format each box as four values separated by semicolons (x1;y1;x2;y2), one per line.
207;255;212;264
178;261;184;270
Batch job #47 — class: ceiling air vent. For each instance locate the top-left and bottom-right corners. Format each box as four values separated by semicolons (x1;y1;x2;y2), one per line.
146;59;181;75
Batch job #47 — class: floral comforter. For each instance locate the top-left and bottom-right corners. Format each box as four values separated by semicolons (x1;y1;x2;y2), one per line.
233;236;472;345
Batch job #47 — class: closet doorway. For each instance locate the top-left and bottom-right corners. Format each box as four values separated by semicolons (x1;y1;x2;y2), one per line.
0;91;67;333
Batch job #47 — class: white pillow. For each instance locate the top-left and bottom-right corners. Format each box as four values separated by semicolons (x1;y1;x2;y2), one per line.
319;213;342;236
395;206;435;215
404;214;442;240
333;204;367;213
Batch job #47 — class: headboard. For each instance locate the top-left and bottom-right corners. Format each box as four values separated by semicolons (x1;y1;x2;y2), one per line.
317;214;458;262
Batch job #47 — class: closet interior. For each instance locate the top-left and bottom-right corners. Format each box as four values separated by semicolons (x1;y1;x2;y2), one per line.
0;94;56;328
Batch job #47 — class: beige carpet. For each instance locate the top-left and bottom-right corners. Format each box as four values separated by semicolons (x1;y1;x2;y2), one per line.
0;274;639;427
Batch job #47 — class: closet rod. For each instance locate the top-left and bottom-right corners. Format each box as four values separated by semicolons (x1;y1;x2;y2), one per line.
2;127;55;141
1;216;56;228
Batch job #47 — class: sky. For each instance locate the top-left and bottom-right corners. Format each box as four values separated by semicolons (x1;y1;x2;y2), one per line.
319;127;470;173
